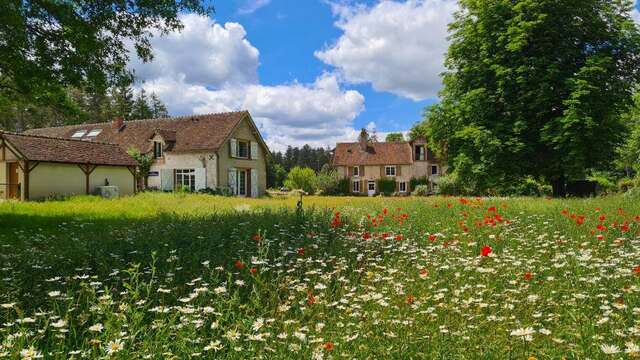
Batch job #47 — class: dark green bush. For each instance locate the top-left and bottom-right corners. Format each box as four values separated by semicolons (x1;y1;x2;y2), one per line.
435;173;465;195
510;177;552;197
377;177;397;196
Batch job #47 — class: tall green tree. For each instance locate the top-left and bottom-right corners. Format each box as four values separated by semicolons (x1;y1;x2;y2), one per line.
150;93;169;118
131;89;154;120
616;92;640;177
421;0;640;195
385;133;405;142
0;0;209;129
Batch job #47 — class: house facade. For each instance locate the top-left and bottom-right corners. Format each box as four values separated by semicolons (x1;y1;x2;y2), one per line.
332;129;444;195
25;111;269;197
0;132;137;201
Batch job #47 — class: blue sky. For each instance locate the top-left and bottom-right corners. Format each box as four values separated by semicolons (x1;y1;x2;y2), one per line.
132;0;640;151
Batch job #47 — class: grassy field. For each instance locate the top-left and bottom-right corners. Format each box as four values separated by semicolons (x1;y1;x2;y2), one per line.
0;193;639;359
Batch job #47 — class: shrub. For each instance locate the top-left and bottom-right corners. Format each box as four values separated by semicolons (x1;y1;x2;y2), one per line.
435;173;464;195
412;184;431;196
284;167;317;194
619;178;636;192
377;177;397;196
587;171;618;195
410;176;429;191
511;176;552;197
198;187;233;196
316;168;349;195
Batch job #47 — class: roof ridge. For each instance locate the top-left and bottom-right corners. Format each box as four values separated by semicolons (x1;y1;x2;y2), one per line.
24;110;250;131
1;130;120;147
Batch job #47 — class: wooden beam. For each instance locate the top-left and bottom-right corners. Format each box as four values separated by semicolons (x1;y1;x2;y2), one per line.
0;141;5;161
78;164;97;194
23;160;29;201
126;166;138;193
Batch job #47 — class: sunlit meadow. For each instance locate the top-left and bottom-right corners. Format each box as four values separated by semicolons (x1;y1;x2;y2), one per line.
0;193;639;359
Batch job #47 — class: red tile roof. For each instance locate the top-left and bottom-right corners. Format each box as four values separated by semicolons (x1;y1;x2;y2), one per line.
1;132;138;166
332;142;414;166
24;111;250;154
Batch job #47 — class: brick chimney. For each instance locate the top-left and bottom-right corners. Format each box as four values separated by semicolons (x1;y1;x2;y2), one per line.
112;116;124;131
358;128;368;151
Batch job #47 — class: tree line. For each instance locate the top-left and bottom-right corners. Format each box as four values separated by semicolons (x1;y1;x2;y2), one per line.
267;145;334;188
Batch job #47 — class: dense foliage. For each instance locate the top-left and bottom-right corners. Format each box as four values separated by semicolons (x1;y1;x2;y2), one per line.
419;0;640;196
283;167;318;194
385;133;405;142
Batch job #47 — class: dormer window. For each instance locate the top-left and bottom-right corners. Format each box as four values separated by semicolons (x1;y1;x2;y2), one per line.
153;141;163;159
71;130;87;138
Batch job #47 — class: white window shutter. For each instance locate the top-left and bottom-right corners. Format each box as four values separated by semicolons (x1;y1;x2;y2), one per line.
230;138;237;158
160;169;174;191
250;141;258;160
194;168;206;190
251;169;258;197
228;168;237;195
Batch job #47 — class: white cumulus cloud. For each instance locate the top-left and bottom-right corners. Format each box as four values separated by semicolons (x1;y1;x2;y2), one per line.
129;13;260;88
316;0;457;101
131;14;365;150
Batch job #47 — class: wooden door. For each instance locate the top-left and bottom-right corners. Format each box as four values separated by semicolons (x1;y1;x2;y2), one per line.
8;162;18;199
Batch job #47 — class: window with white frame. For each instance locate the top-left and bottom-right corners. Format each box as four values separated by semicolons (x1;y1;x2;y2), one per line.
153;141;163;158
431;165;439;175
353;166;359;177
385;165;396;177
176;169;195;191
352;180;360;193
399;181;407;193
368;181;375;191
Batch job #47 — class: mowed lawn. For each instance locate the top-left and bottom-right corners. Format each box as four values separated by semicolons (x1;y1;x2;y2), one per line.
1;193;639;359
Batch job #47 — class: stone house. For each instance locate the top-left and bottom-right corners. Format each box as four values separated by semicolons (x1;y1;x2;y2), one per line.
332;129;444;195
25;111;269;197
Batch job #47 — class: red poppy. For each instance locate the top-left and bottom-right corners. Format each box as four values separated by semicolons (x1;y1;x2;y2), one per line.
362;232;371;240
395;234;403;241
250;267;257;275
428;234;437;242
597;224;607;231
597;234;604;240
419;269;428;278
480;246;492;257
307;291;316;305
524;272;533;281
252;233;262;242
234;260;245;270
323;342;334;351
488;206;496;213
296;247;305;255
383;208;388;215
405;295;416;304
576;216;585;225
634;266;640;274
598;215;606;222
621;222;630;233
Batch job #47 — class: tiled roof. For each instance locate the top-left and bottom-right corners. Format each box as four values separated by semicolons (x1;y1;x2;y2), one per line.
332;142;414;166
1;132;138;166
24;111;249;154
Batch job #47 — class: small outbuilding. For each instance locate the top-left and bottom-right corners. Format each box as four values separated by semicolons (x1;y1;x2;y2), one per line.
0;132;138;201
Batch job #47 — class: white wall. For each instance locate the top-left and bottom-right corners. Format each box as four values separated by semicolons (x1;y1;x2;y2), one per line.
147;151;216;189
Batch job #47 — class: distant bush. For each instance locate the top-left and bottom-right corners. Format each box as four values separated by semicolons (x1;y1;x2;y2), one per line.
435;173;465;195
316;168;349;195
587;171;618;195
377;177;396;196
511;176;552;197
284;167;317;194
412;184;431;196
410;176;429;191
619;178;636;192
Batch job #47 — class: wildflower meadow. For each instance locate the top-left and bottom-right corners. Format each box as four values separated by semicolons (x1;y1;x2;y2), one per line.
0;193;639;359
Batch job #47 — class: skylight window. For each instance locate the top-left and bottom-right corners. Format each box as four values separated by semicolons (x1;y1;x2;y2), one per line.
86;129;102;137
71;130;87;138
